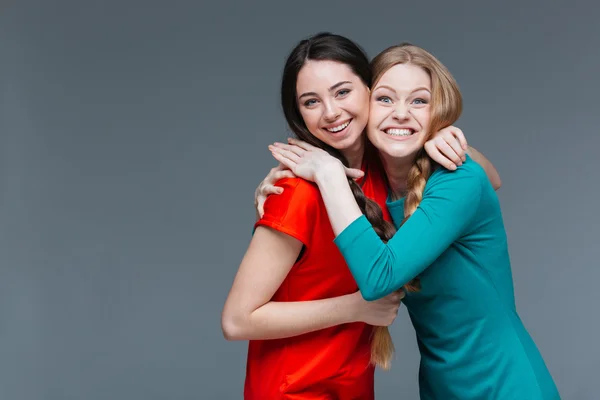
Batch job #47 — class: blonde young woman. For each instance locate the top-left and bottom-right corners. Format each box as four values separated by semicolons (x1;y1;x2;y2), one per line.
269;43;560;399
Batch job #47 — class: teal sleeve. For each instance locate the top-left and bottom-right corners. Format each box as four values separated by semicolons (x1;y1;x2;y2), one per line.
334;161;485;301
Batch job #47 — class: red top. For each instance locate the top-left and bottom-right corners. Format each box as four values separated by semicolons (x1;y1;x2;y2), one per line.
245;147;390;400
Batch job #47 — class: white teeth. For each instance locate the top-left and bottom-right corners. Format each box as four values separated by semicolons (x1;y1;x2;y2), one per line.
326;121;350;133
386;128;413;136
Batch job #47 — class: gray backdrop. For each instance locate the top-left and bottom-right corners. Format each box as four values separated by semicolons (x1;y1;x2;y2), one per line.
2;0;599;399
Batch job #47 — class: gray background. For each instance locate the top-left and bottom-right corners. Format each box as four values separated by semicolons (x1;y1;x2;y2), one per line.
2;0;598;399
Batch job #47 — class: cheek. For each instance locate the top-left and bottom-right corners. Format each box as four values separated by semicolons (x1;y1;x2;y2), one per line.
414;110;431;147
367;104;385;129
366;127;379;146
359;92;371;112
366;114;382;143
415;108;431;131
346;95;369;121
299;108;321;133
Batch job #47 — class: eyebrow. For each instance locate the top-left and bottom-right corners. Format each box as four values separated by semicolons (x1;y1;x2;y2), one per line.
298;81;353;100
374;85;431;94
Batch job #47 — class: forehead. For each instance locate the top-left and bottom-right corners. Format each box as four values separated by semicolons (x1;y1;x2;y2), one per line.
375;63;430;91
296;60;360;92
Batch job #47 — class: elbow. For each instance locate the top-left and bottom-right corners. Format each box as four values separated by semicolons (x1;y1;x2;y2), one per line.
354;261;400;301
356;271;403;301
221;313;247;341
489;166;502;191
493;176;502;191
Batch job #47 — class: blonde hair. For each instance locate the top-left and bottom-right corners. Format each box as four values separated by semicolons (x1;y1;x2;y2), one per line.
368;43;463;371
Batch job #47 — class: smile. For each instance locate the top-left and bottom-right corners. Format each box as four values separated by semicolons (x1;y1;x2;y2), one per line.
385;128;414;137
325;120;351;134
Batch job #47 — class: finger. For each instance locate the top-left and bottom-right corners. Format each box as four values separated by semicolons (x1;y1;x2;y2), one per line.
269;145;301;163
450;127;468;150
276;162;293;173
435;138;462;167
274;170;296;180
264;164;290;186
262;166;282;187
425;142;457;171
442;134;466;162
262;184;284;195
257;200;265;219
270;150;298;171
385;291;403;303
271;164;285;173
272;142;307;157
288;137;319;151
257;184;283;197
344;167;364;179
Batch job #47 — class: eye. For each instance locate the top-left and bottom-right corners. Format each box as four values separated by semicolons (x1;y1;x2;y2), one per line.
303;99;318;107
376;96;393;104
337;89;351;97
412;98;429;105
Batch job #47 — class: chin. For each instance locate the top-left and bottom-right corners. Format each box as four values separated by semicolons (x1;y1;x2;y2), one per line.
321;131;362;151
372;131;425;159
382;147;420;160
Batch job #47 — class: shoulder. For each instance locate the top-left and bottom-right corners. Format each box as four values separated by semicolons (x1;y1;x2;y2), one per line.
262;177;320;218
428;155;487;186
257;177;320;246
425;155;487;197
271;177;320;203
275;177;319;194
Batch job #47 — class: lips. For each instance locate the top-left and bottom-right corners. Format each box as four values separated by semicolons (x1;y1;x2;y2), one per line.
323;119;352;136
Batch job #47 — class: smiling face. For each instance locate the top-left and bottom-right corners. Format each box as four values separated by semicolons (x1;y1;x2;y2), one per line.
296;60;370;151
367;63;432;161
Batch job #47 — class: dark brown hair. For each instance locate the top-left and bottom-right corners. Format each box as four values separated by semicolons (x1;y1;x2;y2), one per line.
281;32;413;370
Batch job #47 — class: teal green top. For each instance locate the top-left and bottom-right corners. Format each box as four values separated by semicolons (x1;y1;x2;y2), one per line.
334;156;560;399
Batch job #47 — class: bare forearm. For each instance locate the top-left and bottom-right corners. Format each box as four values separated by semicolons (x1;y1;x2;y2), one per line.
467;146;502;190
224;295;357;341
315;166;363;236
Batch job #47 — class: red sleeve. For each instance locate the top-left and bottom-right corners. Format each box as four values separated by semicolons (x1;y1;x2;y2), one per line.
254;178;318;246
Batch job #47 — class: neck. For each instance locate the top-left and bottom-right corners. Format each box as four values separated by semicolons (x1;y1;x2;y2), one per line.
379;152;416;200
340;135;366;170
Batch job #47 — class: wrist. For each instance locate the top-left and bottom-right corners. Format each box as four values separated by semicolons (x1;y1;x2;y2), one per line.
343;292;363;324
315;161;346;187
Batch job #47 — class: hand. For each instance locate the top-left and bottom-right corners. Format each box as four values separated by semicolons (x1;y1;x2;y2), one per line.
351;290;404;327
424;125;468;171
254;164;296;219
268;138;364;183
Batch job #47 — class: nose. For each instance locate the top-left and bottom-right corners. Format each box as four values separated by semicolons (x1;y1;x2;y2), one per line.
393;103;410;120
323;100;341;122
